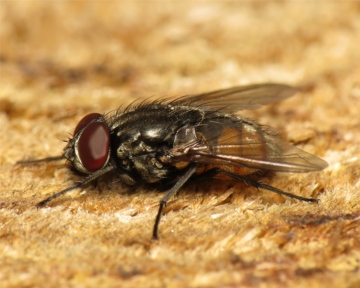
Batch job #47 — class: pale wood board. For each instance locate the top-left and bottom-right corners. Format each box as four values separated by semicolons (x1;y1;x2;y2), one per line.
1;2;359;288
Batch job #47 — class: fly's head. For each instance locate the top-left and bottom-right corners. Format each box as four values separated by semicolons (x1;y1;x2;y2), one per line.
63;113;111;174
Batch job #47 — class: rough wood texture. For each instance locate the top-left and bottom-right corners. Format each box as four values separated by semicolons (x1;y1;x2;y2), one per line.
1;2;359;288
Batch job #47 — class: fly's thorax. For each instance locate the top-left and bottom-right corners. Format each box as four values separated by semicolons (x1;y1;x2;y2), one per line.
108;103;204;183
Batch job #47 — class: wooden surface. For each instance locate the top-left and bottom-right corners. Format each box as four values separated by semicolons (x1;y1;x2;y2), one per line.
1;2;360;288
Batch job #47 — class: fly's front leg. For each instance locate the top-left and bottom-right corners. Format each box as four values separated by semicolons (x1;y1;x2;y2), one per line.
37;165;115;207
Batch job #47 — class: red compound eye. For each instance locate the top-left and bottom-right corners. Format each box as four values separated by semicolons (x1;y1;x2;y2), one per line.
74;113;102;135
77;120;110;172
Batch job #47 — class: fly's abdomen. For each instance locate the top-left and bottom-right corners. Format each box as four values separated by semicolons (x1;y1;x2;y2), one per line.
193;117;268;176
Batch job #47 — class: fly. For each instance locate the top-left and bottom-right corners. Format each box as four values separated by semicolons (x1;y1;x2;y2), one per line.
17;83;328;239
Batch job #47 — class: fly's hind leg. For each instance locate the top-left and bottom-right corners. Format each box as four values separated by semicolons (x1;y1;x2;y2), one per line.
152;166;317;240
193;168;318;203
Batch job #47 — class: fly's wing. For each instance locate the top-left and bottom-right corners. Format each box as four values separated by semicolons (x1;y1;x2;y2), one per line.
170;118;328;173
170;83;298;113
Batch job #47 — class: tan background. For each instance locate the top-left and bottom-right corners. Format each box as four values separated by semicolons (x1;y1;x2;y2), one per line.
1;2;360;288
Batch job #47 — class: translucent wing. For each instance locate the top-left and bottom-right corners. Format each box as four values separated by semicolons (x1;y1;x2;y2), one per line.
169;118;328;173
171;83;298;112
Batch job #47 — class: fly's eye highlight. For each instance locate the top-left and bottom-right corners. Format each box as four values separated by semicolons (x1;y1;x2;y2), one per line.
75;114;110;173
74;113;103;135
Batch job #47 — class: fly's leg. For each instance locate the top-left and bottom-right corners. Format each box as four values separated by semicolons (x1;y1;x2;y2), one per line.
153;165;198;240
36;165;115;207
16;156;64;165
193;168;318;203
37;184;81;207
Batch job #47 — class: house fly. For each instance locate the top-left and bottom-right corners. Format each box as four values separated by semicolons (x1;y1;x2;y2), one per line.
17;83;328;239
